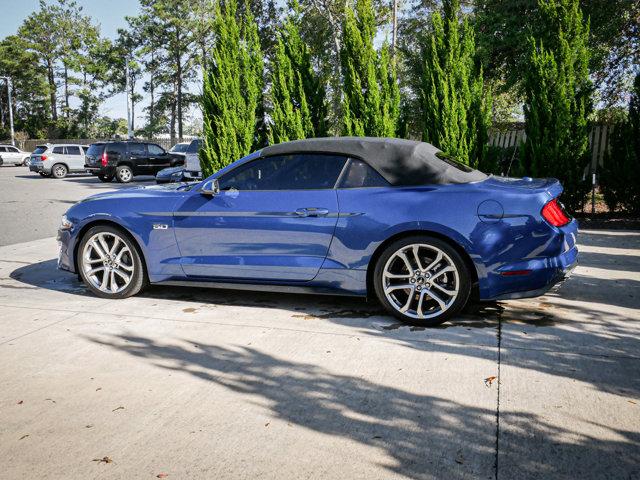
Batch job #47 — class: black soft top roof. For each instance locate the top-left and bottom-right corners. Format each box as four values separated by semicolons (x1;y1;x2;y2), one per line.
261;137;487;186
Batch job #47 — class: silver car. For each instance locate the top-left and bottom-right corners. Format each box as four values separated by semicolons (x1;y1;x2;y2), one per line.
29;144;89;178
0;144;31;166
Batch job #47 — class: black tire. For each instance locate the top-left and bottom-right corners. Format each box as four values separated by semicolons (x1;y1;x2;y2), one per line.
115;165;133;183
373;235;471;326
22;157;29;166
0;158;3;166
77;225;147;299
98;174;114;183
52;163;68;179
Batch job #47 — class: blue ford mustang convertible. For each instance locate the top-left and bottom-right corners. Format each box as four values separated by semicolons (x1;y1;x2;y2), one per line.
57;137;578;325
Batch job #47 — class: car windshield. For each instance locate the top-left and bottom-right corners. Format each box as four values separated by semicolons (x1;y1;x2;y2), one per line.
186;139;201;154
87;144;105;156
170;143;189;153
33;146;47;154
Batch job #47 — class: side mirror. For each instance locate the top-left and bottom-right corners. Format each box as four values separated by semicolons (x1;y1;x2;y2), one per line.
200;178;220;196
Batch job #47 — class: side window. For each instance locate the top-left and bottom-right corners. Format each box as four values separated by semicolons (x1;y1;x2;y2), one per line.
219;154;347;191
81;146;88;154
66;146;81;155
0;147;6;152
107;143;125;155
9;147;19;153
128;143;146;156
339;159;389;188
147;144;165;155
52;146;64;154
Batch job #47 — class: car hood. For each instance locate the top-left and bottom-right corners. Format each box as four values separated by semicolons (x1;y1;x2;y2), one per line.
80;183;197;203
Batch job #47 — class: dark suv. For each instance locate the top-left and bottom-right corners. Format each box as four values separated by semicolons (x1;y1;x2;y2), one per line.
84;141;183;183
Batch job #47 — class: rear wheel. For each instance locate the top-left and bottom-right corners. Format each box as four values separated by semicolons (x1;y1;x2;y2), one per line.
52;163;68;179
78;225;146;299
98;174;114;183
115;165;133;183
373;236;471;326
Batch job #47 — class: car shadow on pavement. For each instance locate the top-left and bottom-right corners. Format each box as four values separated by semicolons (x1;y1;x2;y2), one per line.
81;332;640;479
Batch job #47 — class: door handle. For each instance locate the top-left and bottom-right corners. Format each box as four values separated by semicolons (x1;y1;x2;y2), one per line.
295;207;330;217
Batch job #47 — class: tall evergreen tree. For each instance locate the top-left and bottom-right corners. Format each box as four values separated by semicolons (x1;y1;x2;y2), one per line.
600;72;640;213
522;0;592;211
341;0;399;137
419;0;491;167
269;1;327;144
200;0;263;177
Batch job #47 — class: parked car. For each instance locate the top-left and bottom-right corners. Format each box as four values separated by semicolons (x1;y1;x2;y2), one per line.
168;141;190;160
28;144;89;178
184;138;202;174
58;137;578;326
0;144;31;166
155;166;202;184
84;141;184;183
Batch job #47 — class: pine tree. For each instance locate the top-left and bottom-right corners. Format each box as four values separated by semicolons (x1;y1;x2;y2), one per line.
419;0;491;167
522;0;592;211
200;0;263;177
269;0;327;144
340;0;399;137
600;73;640;214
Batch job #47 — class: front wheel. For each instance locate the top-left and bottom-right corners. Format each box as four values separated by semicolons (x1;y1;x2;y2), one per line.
78;225;146;299
115;165;133;183
52;163;68;179
373;236;471;326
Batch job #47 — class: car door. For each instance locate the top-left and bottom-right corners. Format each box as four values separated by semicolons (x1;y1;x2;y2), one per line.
147;143;172;169
5;146;20;163
127;142;148;172
64;145;83;171
173;153;348;281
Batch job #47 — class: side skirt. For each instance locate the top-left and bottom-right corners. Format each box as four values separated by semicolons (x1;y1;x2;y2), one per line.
153;279;365;297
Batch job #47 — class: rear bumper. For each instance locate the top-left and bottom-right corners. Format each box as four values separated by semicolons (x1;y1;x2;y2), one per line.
85;165;115;176
480;219;579;301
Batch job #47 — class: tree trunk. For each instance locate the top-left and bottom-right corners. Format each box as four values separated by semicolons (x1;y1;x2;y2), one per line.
170;83;177;145
64;63;69;117
130;79;136;132
391;0;398;58
47;59;57;121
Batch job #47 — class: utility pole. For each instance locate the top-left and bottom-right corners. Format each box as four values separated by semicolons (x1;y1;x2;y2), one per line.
125;58;133;140
0;76;15;146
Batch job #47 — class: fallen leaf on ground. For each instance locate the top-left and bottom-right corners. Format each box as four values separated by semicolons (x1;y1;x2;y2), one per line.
156;474;169;478
264;422;270;427
455;449;464;464
112;406;124;412
96;387;102;392
85;425;93;428
372;435;382;439
484;376;497;387
17;400;23;405
629;400;637;405
45;398;56;404
92;456;113;464
19;434;29;440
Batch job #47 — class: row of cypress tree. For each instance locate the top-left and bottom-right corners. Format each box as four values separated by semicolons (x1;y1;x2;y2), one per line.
201;0;593;211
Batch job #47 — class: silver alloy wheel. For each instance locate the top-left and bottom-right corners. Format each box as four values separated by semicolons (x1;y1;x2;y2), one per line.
382;243;460;319
81;232;134;294
118;167;132;182
53;164;67;177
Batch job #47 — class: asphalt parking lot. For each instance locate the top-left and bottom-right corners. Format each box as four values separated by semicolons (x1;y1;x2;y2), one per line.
0;165;639;479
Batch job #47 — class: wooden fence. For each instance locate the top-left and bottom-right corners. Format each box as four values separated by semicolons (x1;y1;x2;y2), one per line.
489;123;614;173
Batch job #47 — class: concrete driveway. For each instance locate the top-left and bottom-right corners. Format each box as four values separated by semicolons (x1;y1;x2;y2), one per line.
0;229;638;479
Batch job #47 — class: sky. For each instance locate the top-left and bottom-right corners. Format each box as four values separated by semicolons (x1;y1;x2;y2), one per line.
0;0;161;123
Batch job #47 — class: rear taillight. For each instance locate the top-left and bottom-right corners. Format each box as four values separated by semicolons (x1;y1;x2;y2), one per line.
101;151;108;167
41;155;47;161
541;198;570;227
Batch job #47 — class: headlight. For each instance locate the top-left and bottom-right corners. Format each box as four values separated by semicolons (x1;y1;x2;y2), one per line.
60;215;73;230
